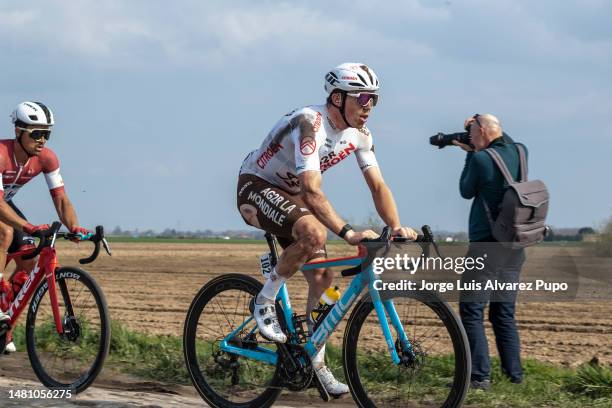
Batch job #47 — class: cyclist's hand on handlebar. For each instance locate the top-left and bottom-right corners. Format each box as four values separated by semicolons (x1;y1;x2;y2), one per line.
345;229;378;245
23;223;50;237
70;226;93;242
391;226;418;241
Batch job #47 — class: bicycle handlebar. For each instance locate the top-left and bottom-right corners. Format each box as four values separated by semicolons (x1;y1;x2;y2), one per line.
21;223;112;264
21;222;62;260
340;225;440;277
359;224;434;244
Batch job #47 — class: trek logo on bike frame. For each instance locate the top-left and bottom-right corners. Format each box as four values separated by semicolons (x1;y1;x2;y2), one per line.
9;263;40;316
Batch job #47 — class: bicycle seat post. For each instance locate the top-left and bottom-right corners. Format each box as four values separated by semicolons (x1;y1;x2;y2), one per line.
264;232;279;267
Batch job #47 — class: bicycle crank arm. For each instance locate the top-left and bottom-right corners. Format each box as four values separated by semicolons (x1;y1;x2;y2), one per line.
311;366;331;402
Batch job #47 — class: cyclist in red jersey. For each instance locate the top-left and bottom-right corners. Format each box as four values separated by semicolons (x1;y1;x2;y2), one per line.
237;63;418;396
0;101;90;353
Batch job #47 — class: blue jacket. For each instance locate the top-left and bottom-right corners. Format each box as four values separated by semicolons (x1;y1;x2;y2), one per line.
459;135;528;241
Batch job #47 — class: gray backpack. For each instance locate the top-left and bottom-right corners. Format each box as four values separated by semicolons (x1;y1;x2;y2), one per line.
481;143;549;248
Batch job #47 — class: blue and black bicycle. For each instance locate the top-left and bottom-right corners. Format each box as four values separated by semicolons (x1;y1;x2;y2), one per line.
183;226;470;407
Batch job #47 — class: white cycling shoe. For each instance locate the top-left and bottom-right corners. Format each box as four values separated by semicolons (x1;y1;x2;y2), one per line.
4;341;15;353
254;301;287;343
315;365;350;397
0;311;13;353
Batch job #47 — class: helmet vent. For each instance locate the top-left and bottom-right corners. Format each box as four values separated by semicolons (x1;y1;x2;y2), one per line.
356;73;367;85
348;82;363;87
29;115;38;120
361;65;374;83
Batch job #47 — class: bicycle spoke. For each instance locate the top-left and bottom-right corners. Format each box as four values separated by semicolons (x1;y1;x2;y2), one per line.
27;268;109;393
346;295;469;407
184;275;279;407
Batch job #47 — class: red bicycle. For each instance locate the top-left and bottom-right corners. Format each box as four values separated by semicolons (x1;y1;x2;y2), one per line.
0;221;112;392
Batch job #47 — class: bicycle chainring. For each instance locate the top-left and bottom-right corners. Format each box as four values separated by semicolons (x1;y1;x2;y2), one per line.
279;344;314;391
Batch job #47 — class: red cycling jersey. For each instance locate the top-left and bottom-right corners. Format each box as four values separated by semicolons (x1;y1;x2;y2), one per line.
0;139;65;201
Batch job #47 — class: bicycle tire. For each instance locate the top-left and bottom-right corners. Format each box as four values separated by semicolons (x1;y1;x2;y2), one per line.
183;273;282;408
26;266;111;393
343;292;470;408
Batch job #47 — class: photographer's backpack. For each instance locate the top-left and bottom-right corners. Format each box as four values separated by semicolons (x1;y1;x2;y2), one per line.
482;143;549;248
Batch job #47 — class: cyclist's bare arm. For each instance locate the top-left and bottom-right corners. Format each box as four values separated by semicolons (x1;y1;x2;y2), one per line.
0;199;29;230
363;167;418;240
299;170;377;245
52;194;79;231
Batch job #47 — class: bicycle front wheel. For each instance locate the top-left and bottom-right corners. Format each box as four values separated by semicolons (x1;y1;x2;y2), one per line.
183;273;281;408
343;292;470;408
26;266;111;393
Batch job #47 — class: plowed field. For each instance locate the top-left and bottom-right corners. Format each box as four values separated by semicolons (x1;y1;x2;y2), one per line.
53;241;611;367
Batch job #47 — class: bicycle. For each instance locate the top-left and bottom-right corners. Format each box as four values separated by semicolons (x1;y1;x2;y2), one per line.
183;226;470;407
0;221;112;393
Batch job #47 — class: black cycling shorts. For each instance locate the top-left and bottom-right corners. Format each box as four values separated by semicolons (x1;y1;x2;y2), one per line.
7;201;36;254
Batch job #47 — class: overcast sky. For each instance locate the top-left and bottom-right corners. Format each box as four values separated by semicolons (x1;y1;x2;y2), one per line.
0;0;610;233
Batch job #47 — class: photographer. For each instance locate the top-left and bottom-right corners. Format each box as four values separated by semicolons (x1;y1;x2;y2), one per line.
453;114;526;390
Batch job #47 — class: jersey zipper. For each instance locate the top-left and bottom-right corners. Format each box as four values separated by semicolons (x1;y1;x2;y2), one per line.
7;153;30;199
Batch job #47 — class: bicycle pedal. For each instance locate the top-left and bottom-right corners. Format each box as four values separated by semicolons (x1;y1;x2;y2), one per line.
312;367;331;402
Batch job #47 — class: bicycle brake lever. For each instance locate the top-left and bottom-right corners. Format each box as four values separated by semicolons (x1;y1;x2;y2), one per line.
101;238;112;256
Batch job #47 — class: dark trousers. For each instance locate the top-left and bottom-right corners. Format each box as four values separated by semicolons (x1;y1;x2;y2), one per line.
459;240;525;382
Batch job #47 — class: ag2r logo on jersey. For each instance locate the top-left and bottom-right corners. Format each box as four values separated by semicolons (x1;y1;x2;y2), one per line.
300;136;316;156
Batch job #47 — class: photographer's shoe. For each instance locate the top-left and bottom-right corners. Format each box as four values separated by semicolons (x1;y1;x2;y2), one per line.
470;379;491;390
253;300;287;343
315;365;349;398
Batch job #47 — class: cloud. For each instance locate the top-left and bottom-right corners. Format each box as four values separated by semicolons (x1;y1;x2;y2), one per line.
0;1;437;68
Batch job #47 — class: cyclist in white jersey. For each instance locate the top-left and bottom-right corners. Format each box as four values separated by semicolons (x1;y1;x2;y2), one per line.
237;63;418;396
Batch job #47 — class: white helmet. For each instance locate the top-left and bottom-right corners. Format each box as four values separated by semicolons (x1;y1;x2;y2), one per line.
324;63;379;94
11;101;54;127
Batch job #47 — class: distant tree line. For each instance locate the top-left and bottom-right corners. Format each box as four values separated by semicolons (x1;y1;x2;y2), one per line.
110;226;264;239
544;227;597;242
108;217;611;247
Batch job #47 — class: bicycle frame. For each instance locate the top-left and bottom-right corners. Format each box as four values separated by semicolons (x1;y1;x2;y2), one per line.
5;246;65;335
219;251;414;366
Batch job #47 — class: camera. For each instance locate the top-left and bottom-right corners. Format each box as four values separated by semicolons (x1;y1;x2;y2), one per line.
429;132;472;149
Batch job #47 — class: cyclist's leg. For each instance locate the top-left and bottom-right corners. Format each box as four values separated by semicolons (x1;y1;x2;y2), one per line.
6;200;36;278
0;221;13;322
254;216;326;341
0;220;13;276
282;223;348;396
237;174;324;341
2;201;36;350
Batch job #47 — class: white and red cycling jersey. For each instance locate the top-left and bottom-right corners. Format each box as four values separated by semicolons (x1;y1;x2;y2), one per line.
0;139;65;201
239;105;379;193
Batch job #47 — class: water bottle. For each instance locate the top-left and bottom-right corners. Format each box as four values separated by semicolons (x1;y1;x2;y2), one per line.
311;286;341;327
11;270;28;298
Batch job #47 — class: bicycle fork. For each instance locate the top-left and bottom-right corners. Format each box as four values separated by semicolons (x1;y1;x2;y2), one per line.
44;251;66;335
368;278;415;365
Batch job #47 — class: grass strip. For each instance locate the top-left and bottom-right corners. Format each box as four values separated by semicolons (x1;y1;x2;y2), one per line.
11;321;611;406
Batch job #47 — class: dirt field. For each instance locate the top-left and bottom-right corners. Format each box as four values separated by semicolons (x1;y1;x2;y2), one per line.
51;241;612;367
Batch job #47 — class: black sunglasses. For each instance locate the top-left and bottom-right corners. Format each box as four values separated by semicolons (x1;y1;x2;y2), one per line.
17;127;51;141
465;114;482;132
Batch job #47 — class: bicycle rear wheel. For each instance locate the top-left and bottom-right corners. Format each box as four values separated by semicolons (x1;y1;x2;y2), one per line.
343;292;470;408
183;273;281;408
26;267;111;393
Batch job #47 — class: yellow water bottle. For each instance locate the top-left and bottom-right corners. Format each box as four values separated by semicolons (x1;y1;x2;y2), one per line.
311;286;341;325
